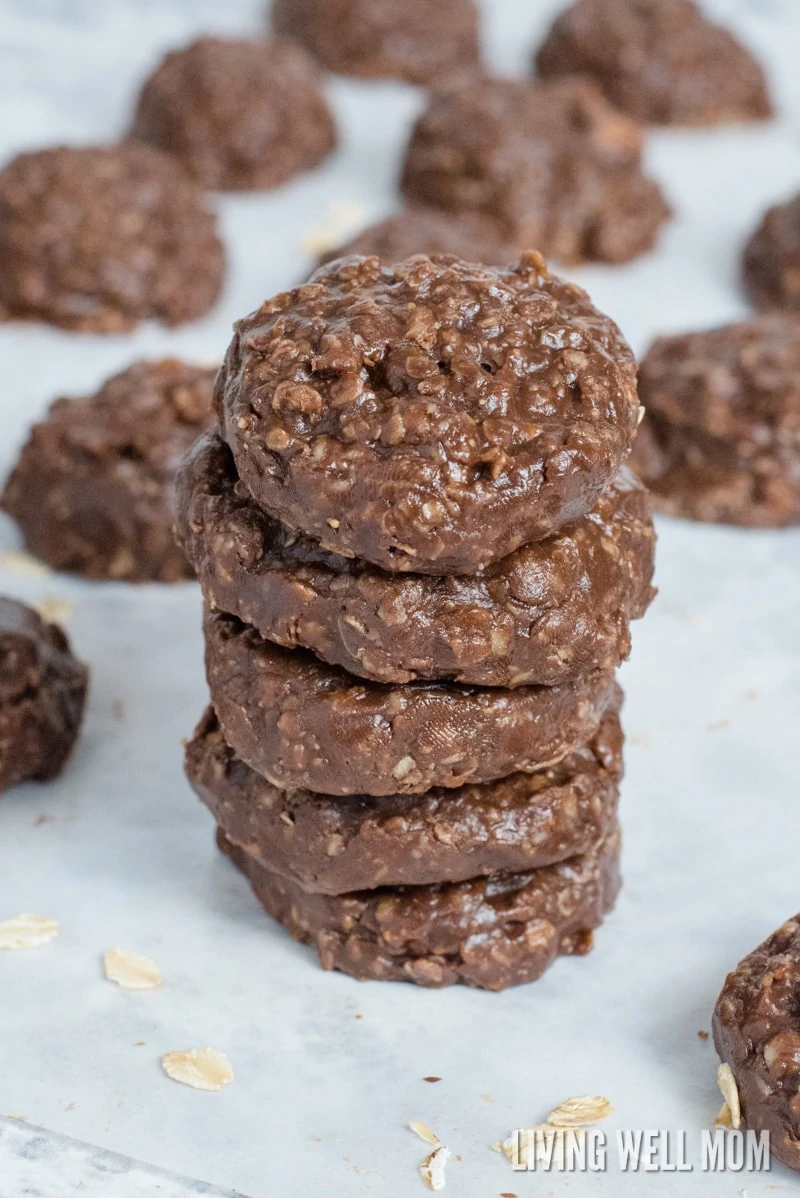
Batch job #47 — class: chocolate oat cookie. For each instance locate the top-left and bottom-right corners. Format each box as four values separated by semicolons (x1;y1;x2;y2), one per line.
743;194;800;314
203;608;616;796
215;252;641;574
713;916;800;1170
401;78;670;266
0;145;224;332
535;0;772;127
631;419;800;527
272;0;480;85
219;822;621;989
3;360;216;581
0;598;88;794
318;208;516;270
188;692;622;892
178;434;655;686
631;317;800;527
131;37;336;191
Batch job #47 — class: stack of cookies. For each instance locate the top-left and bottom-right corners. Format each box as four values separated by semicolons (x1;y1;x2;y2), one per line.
178;252;655;990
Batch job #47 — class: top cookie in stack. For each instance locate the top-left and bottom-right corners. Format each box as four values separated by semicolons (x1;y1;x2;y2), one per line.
179;252;655;990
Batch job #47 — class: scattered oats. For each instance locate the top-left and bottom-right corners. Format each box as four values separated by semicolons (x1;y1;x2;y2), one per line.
35;596;74;624
410;1121;440;1146
0;550;51;577
420;1144;450;1191
104;948;162;991
496;1125;586;1169
301;200;366;256
716;1064;741;1129
547;1095;614;1127
162;1048;233;1092
0;913;59;949
715;1102;733;1128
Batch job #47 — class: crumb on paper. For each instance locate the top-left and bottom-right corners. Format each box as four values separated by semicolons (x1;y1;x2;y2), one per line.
547;1095;614;1127
35;596;74;624
697;1030;709;1040
706;719;731;733
420;1144;450;1191
423;1076;442;1083
112;699;124;721
410;1121;440;1146
162;1048;233;1092
301;200;366;256
0;549;51;577
33;814;54;828
716;1063;741;1129
65;1101;76;1112
104;948;162;990
0;913;59;949
480;1092;494;1104
629;732;652;750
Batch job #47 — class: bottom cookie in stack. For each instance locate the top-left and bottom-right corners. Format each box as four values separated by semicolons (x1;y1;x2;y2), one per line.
185;691;624;990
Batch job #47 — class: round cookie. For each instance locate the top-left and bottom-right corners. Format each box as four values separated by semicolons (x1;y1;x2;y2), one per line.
318;207;516;270
2;360;216;582
219;822;621;990
204;608;617;797
743;194;800;314
535;0;772;127
214;252;641;574
638;317;800;450
630;417;800;528
177;434;655;687
713;915;800;1171
0;145;224;332
631;317;800;527
271;0;480;86
0;597;88;794
131;37;336;191
187;691;622;892
400;77;670;266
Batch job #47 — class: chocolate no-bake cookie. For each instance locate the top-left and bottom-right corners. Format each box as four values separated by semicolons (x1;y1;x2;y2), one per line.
215;252;641;574
219;822;621;989
400;77;670;266
189;691;622;892
203;607;616;796
318;208;516;270
178;434;655;686
0;597;88;793
535;0;772;127
3;360;216;581
131;37;336;191
743;194;800;314
713;915;800;1171
0;145;224;332
631;317;800;527
272;0;480;85
631;418;800;527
